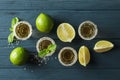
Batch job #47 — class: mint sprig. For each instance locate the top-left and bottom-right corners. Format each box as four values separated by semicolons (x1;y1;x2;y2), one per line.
8;32;14;43
8;17;19;43
38;44;57;58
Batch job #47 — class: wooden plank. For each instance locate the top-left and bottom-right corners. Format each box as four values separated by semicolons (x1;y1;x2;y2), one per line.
0;10;120;39
0;0;120;10
0;69;120;80
0;51;120;69
0;0;120;80
0;38;119;50
0;39;119;69
0;38;118;53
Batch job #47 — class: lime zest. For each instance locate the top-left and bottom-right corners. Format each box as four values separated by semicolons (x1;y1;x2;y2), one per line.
8;17;19;43
38;44;57;58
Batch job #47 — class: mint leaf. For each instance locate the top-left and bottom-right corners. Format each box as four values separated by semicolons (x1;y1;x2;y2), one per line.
11;17;19;30
9;27;13;32
8;32;14;43
38;49;49;58
8;17;19;43
48;44;57;52
38;44;57;58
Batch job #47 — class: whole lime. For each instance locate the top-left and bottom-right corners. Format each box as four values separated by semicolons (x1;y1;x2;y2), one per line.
36;13;54;33
10;47;29;66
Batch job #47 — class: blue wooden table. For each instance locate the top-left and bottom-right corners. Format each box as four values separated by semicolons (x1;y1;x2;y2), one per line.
0;0;120;80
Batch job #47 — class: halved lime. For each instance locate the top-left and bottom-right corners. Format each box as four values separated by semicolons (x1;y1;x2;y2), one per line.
57;23;75;42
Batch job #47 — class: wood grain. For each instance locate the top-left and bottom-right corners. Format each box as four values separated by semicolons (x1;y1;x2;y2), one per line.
1;10;120;39
0;0;120;10
0;0;120;80
0;69;120;80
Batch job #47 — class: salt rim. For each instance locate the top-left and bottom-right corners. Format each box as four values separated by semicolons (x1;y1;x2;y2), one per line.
36;37;56;57
13;21;33;40
78;20;98;40
58;47;77;67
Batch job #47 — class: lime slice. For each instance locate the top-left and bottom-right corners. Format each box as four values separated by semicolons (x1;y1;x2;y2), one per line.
94;40;114;53
57;23;75;42
78;46;90;67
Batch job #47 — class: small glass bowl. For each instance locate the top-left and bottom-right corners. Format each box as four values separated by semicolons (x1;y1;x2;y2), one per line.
58;47;77;67
36;37;56;57
13;21;32;40
78;21;98;40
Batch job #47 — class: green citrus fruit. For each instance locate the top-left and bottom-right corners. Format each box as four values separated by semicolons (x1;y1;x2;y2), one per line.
10;47;29;66
36;13;54;33
57;23;75;42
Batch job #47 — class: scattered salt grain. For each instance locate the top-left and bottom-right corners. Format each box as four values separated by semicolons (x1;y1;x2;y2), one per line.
55;57;57;60
23;68;26;70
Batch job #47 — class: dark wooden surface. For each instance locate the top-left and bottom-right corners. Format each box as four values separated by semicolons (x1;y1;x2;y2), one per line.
0;0;120;80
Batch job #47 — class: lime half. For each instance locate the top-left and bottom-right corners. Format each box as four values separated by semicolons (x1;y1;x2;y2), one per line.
57;23;75;42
